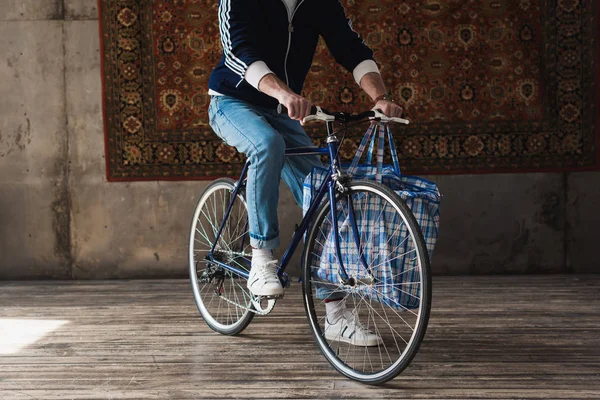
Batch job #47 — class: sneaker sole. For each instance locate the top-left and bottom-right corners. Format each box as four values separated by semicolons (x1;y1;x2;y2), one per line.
247;285;284;298
253;293;284;300
324;332;382;347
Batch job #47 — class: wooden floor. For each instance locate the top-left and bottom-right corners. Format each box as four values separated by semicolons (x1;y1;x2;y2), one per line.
0;275;599;399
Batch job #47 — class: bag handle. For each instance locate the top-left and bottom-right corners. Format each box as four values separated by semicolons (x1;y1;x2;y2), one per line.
347;122;402;181
347;123;378;179
365;135;374;165
386;124;402;175
376;122;385;182
367;123;402;176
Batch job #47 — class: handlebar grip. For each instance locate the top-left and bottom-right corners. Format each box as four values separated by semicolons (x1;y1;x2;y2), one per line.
277;104;321;116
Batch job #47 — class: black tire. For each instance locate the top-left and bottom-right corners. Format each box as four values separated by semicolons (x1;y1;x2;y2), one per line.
189;178;255;335
302;180;432;384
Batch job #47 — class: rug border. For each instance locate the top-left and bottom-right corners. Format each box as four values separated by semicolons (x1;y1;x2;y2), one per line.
99;1;600;182
596;0;600;172
98;0;112;183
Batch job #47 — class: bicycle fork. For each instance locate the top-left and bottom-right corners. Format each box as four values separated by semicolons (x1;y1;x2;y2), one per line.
328;176;376;288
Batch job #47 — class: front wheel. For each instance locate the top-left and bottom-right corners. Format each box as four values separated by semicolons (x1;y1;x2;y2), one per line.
302;180;432;384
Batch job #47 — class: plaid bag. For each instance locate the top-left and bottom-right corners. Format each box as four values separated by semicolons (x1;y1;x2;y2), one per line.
302;123;441;309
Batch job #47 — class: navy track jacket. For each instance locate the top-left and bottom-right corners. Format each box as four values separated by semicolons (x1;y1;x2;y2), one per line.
208;0;375;109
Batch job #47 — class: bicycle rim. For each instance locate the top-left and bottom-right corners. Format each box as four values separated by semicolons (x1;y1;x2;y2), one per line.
302;180;432;383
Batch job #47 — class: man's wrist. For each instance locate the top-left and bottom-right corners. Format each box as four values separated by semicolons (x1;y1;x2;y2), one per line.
373;93;394;104
258;73;292;102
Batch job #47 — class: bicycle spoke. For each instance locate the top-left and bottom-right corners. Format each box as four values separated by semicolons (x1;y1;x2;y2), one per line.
369;248;416;271
367;285;420;318
354;289;409;345
378;298;403;359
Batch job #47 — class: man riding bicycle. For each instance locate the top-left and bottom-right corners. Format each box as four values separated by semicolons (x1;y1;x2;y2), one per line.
207;0;403;346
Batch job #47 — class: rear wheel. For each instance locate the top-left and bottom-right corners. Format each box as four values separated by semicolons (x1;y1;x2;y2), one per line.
302;180;432;384
189;178;255;335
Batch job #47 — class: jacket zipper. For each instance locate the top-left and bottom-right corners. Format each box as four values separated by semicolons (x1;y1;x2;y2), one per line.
281;0;306;86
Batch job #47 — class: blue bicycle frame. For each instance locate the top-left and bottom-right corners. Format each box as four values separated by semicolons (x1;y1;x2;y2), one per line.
206;120;372;287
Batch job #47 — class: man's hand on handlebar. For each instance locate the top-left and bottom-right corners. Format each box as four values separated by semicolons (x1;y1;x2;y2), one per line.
374;99;403;119
258;73;313;121
278;92;313;121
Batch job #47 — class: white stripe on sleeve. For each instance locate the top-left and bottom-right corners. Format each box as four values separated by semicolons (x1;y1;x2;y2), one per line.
218;0;249;78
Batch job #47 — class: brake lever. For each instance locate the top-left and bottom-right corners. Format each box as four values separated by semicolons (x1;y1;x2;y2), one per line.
302;106;335;123
370;109;410;125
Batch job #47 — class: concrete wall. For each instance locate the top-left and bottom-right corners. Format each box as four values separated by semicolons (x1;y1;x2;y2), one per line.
0;1;598;279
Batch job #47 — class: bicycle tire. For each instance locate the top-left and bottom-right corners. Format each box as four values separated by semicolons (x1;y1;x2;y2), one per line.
301;179;432;384
189;178;255;335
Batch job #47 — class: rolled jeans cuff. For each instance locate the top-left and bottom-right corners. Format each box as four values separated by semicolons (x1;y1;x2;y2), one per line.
250;232;280;250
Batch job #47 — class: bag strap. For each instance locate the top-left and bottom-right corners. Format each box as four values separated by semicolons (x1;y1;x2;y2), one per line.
385;124;402;175
376;122;385;182
348;122;378;175
348;122;403;182
365;129;376;165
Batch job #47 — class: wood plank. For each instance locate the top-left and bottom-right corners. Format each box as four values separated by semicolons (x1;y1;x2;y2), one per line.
1;275;599;399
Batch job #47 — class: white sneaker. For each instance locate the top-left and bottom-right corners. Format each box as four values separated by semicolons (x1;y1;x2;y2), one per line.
324;310;382;347
247;260;284;297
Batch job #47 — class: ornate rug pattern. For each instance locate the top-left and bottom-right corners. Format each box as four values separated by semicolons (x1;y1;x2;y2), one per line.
99;0;599;180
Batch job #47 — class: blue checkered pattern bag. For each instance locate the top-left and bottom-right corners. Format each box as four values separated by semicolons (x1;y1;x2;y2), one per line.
302;123;441;309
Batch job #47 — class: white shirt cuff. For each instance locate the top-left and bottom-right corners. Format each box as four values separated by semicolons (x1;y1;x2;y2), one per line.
244;61;274;90
353;59;380;86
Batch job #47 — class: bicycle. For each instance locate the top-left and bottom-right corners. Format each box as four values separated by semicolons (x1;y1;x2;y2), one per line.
189;106;432;384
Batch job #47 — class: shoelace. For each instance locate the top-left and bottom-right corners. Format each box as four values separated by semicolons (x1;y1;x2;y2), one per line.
254;260;280;283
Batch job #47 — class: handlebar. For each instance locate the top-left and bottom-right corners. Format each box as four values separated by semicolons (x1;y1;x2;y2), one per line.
276;104;410;125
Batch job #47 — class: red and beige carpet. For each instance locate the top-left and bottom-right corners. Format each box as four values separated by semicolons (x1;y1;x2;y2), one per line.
99;0;599;180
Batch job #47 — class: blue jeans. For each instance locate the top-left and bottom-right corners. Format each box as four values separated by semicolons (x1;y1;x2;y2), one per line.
209;95;345;301
208;95;322;250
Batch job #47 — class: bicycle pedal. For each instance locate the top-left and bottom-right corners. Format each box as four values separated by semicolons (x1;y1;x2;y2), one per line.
257;293;284;301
